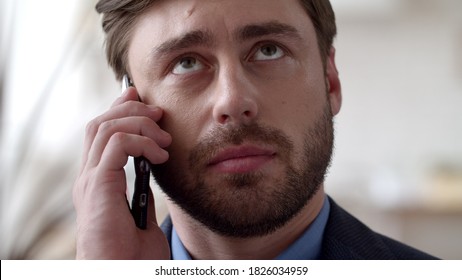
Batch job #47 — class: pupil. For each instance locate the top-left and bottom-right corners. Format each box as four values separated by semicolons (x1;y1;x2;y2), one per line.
262;45;276;56
181;57;195;68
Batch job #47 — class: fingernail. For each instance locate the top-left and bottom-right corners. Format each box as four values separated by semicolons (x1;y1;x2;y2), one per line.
161;131;172;146
161;149;170;161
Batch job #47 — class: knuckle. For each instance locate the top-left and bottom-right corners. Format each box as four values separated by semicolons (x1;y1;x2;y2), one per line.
140;116;154;128
98;119;116;134
85;119;100;137
110;132;127;146
124;100;143;114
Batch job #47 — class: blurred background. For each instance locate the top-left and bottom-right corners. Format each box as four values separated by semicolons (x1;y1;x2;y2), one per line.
1;0;461;259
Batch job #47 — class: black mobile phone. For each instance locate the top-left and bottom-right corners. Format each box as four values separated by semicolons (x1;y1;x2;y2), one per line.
122;74;150;229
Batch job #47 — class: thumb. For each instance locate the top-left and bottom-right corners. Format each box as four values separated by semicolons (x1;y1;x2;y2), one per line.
146;187;160;228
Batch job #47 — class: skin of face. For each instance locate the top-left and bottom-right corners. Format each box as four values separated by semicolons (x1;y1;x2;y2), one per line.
127;0;342;242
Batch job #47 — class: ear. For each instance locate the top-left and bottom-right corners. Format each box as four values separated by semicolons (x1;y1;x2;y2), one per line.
325;47;342;116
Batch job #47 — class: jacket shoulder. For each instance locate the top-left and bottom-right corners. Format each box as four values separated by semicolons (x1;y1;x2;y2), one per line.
321;197;438;260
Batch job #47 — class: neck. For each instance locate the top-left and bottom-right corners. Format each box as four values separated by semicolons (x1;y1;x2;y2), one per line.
167;186;326;260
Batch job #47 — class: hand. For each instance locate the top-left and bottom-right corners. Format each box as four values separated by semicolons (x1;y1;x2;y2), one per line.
73;87;172;259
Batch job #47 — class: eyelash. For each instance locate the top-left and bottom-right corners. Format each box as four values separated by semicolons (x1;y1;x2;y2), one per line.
167;53;203;74
167;41;289;75
247;41;289;61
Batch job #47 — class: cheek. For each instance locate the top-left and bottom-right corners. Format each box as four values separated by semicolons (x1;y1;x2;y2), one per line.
259;65;327;155
148;86;206;159
262;65;326;127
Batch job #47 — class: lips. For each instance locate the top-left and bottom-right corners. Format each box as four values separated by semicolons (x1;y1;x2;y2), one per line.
207;145;276;173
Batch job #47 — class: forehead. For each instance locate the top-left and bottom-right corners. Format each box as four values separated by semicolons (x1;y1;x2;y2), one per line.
130;0;312;43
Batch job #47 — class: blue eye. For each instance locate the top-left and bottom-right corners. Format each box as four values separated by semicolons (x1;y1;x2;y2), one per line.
253;44;285;61
172;56;205;74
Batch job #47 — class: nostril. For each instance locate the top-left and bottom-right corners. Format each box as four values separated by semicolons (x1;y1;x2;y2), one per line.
243;110;252;117
213;92;259;125
218;108;257;124
220;113;230;123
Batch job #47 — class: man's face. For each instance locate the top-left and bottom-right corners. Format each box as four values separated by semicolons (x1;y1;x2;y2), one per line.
128;0;341;237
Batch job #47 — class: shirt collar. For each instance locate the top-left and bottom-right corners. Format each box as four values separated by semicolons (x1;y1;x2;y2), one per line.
171;196;330;260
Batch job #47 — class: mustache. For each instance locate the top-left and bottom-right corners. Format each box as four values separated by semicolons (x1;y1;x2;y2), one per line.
189;122;294;168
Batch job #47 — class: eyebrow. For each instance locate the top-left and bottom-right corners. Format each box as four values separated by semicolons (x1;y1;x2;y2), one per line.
153;30;215;57
151;21;302;59
235;21;302;42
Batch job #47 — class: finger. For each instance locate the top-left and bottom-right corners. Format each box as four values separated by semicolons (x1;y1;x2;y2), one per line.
87;102;164;145
81;102;164;171
111;87;139;107
80;87;141;171
99;132;169;171
142;188;171;260
86;116;171;168
146;188;159;227
85;102;163;148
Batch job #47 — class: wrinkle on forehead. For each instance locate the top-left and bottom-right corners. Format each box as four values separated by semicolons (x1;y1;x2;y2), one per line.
185;5;196;18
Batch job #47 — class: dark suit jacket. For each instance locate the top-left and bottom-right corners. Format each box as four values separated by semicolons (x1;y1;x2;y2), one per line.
160;196;438;259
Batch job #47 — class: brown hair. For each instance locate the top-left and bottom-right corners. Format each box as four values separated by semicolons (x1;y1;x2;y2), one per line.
96;0;337;81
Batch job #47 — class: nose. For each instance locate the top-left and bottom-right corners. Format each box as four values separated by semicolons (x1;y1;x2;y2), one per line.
212;64;259;125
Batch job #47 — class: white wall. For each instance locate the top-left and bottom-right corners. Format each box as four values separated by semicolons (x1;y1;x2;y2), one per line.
328;0;462;258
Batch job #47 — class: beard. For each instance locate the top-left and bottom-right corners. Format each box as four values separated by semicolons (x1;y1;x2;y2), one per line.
151;102;335;238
